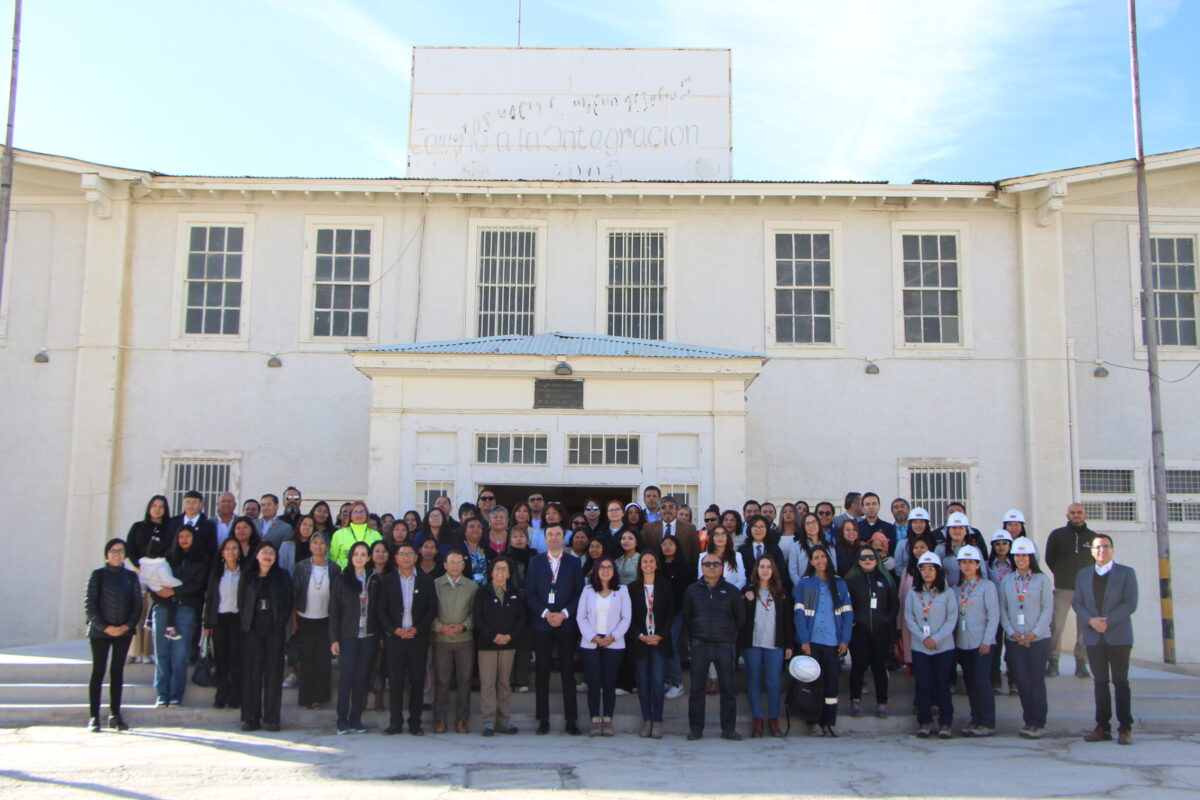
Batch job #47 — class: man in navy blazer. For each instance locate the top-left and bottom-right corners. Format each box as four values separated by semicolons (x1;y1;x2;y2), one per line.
524;522;584;736
1072;533;1138;745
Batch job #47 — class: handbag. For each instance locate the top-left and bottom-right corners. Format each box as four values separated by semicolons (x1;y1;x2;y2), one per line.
191;631;216;687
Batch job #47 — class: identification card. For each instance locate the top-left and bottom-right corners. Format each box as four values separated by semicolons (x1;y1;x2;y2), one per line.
547;591;556;605
258;599;270;611
922;625;931;638
961;619;968;631
869;597;877;610
1017;613;1026;626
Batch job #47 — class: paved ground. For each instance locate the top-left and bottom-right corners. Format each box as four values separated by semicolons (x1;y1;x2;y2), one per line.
1;723;1199;799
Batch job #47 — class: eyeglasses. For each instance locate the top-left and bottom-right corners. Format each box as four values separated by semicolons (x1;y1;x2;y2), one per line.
598;565;614;570
585;505;600;511
702;561;722;568
704;517;718;523
479;495;495;501
817;510;833;516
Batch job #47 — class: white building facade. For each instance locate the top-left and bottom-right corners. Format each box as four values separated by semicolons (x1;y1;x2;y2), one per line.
1;148;1198;661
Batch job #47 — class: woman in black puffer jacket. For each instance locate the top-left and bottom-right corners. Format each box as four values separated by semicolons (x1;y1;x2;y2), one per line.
84;538;142;732
238;541;294;732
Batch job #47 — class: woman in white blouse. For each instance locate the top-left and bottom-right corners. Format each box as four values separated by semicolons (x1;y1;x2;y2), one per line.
577;558;632;737
204;537;244;710
292;532;339;709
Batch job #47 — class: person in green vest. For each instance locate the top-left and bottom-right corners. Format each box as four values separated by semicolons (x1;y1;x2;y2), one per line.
329;502;382;569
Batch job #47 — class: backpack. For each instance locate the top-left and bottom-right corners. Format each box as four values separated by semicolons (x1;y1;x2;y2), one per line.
786;678;823;726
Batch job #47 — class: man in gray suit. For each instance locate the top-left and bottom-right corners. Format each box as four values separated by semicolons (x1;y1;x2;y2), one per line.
1072;533;1138;745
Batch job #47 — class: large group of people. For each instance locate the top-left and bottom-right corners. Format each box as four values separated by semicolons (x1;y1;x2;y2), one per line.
84;485;1138;744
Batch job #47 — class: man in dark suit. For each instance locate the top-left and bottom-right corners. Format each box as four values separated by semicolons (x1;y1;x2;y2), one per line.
378;542;438;735
641;496;701;566
1072;534;1138;745
524;522;584;736
168;490;218;557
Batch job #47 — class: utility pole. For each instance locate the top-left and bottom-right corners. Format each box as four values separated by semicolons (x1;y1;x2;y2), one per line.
516;0;522;47
1128;0;1174;664
0;0;22;311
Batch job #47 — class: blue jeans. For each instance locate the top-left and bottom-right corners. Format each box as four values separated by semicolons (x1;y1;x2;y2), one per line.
958;647;995;728
912;649;955;726
581;647;624;718
1007;637;1050;728
634;650;667;722
742;646;784;719
152;603;197;703
336;637;375;729
664;615;685;687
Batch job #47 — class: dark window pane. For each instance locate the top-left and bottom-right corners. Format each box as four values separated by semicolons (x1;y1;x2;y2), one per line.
1178;293;1194;320
354;229;371;254
1177;237;1194;263
797;262;813;286
814;316;832;343
797;291;813;315
1157;238;1176;263
204;308;222;333
350;311;368;337
940;235;957;258
206;254;224;279
813;234;830;259
902;235;919;260
903;291;921;315
222;309;240;335
922;261;940;287
922;290;939;315
776;316;794;342
941;290;958;315
903;261;920;287
334;257;351;281
205;282;223;307
776;291;793;314
1158;265;1177;290
941;262;957;287
335;229;353;254
333;284;351;309
314;284;332;309
776;262;793;287
313;310;330;336
187;253;205;279
189;227;207;251
353;256;369;282
315;256;332;281
1160;321;1179;346
813;261;831;286
316;228;333;254
185;308;203;333
224;254;242;279
941;317;959;343
208;227;226;251
332;310;350;337
186;282;204;306
795;235;812;259
226;282;241;307
352;285;369;309
1157;294;1177;318
226;227;243;252
775;233;792;258
920;234;939;259
904;316;923;342
1178;265;1195;291
795;316;813;343
923;317;941;342
813;290;831;315
1180;320;1197;346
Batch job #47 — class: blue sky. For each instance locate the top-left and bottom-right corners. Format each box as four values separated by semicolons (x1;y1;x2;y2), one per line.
4;0;1196;183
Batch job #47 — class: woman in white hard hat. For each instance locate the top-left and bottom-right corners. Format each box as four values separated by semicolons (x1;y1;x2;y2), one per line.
793;544;852;736
988;530;1017;695
936;512;990;587
999;537;1053;738
954;545;1000;736
896;510;936;672
1001;508;1029;540
904;551;958;738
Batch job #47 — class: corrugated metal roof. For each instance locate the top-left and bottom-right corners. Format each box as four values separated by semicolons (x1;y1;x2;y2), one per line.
354;331;765;360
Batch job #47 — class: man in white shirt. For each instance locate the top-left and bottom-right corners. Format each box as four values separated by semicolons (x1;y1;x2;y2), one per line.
213;492;237;544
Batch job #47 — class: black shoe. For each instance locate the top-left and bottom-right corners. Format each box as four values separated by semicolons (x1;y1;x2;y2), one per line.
410;725;425;736
264;723;280;732
1045;660;1060;677
536;721;550;735
108;714;129;732
564;722;582;736
1075;662;1092;679
496;723;519;735
384;725;402;735
687;729;703;741
821;725;838;738
87;717;101;733
242;721;260;732
721;730;743;741
213;701;226;709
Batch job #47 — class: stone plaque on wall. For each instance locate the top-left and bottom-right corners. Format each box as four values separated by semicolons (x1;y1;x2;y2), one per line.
534;379;583;409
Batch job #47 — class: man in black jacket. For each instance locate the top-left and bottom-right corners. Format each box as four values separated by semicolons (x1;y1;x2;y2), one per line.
1044;503;1097;677
682;557;746;740
168;491;218;557
378;542;438;735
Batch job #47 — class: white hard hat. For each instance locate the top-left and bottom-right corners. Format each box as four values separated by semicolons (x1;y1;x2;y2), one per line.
909;507;931;522
990;529;1013;544
788;655;821;683
1012;538;1037;556
917;551;942;568
946;511;970;527
1003;508;1026;524
955;545;984;562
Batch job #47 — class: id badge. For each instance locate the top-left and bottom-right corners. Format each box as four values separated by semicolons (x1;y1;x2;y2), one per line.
922;625;931;638
547;591;556;605
258;599;270;611
961;619;968;631
869;597;878;610
1018;613;1026;626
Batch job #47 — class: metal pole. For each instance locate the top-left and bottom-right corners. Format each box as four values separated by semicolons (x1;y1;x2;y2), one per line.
0;0;22;311
1128;0;1174;664
516;0;522;47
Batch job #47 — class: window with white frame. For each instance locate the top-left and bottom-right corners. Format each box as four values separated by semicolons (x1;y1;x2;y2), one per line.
774;232;833;344
901;233;961;344
907;466;969;529
1167;469;1200;523
477;229;536;337
415;481;455;514
568;435;640;466
184;225;244;336
1079;468;1138;522
1142;236;1198;347
312;227;372;338
660;483;699;510
165;455;237;517
607;230;665;340
476;434;548;464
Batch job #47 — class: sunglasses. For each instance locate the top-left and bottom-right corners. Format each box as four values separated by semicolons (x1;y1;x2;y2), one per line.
702;561;722;568
585;505;600;511
859;555;877;562
479;496;495;501
704;517;718;523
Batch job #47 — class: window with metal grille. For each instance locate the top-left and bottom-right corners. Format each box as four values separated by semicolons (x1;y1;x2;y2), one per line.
1167;469;1200;494
167;458;234;517
907;467;969;529
1080;469;1135;494
476;434;548;464
1079;468;1138;522
660;483;699;510
1082;501;1139;522
478;229;536;337
184;225;244;335
1168;468;1200;523
568;435;640;466
901;233;960;344
774;232;833;344
415;482;455;515
313;228;371;337
1142;236;1198;347
607;230;665;340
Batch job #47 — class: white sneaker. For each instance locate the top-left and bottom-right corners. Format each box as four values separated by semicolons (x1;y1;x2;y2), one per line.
282;673;297;689
577;683;588;693
664;684;685;700
614;688;628;696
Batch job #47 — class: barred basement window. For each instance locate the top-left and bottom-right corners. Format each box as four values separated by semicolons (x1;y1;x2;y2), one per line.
907;467;969;529
1142;236;1198;347
184;226;244;335
607;230;665;340
1168;468;1200;522
568;435;640;466
478;229;536;337
415;481;455;515
313;227;371;337
167;458;234;516
476;434;548;464
774;233;833;343
1079;468;1138;522
901;233;960;344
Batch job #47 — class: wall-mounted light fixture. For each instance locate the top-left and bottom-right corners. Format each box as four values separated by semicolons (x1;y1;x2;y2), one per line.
1093;364;1109;378
865;362;880;375
267;354;283;368
554;361;573;376
33;351;49;363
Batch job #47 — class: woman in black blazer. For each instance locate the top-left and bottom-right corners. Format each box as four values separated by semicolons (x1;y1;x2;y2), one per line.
84;538;142;732
738;515;791;594
474;555;526;736
738;553;794;738
627;550;675;739
238;541;293;732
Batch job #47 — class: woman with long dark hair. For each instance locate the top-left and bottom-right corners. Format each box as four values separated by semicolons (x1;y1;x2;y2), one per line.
151;527;206;707
367;540;393;712
834;518;862;579
738;516;788;592
658;535;694;701
905;551;958;738
310;501;337;538
953;545;1000;737
329;541;381;734
739;554;792;737
629;550;674;739
293;531;337;710
84;538;141;731
238;541;293;731
504;527;535;694
845;543;899;719
204;537;245;710
230;516;261;566
577;557;631;737
794;544;852;736
999;538;1053;739
789;511;836;585
125;495;170;663
987;529;1017;694
402;509;423;540
415;506;455;555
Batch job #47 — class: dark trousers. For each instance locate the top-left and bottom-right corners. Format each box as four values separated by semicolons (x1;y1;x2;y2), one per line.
386;636;429;728
1087;642;1133;732
212;612;242;707
913;649;955;726
336;636;374;729
88;636;132;718
688;640;736;734
510;627;532;687
849;625;891;703
958;647;995;728
241;628;285;725
296;616;331;707
581;647;624;718
990;627;1007;686
809;643;842;727
1006;637;1050;728
533;628;579;724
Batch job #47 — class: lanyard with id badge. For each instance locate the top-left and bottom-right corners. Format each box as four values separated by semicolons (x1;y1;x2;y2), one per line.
959;579;979;631
1015;573;1032;628
918;591;937;638
547;554;560;607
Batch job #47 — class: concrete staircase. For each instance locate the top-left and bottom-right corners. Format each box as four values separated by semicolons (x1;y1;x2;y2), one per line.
3;640;1198;737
